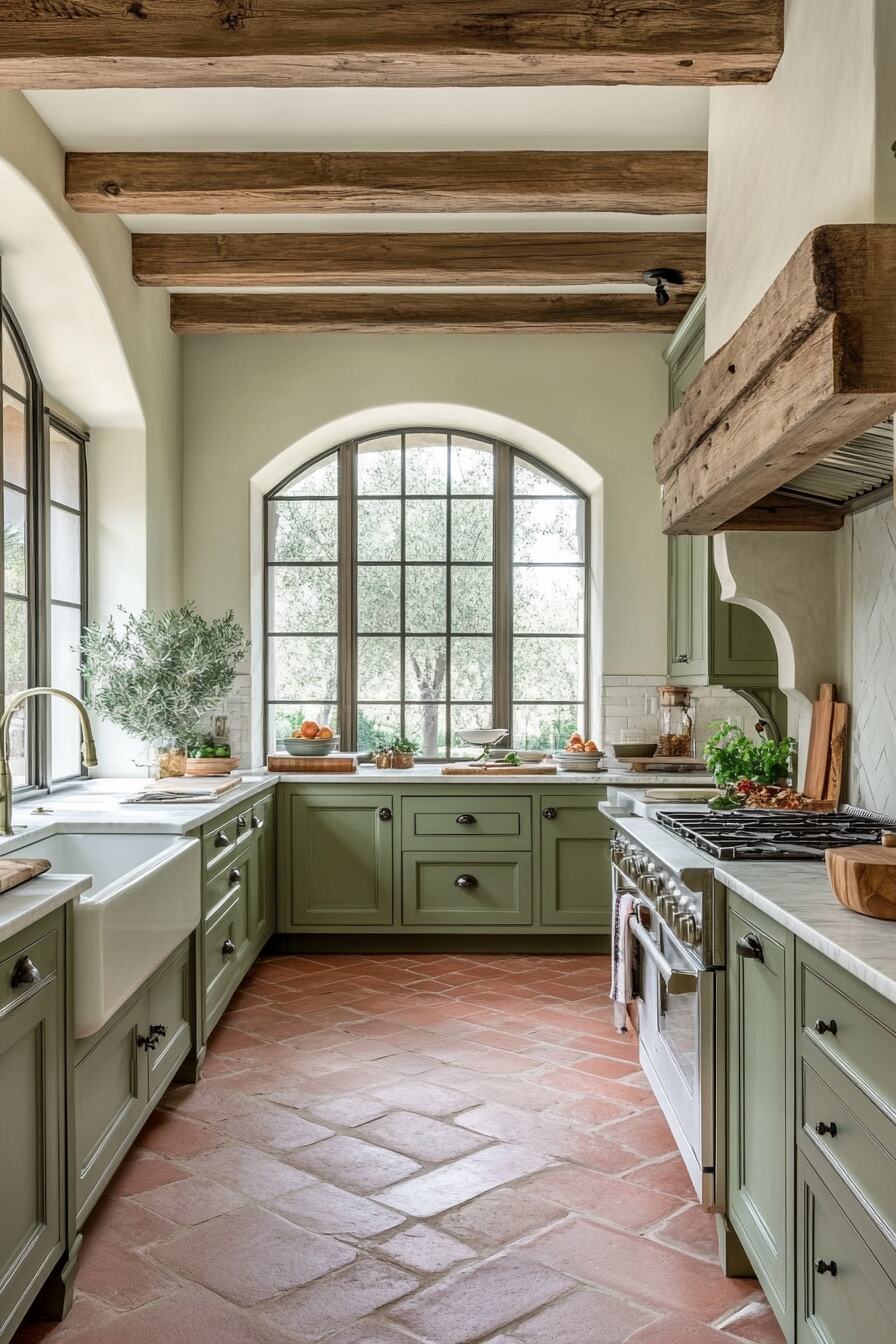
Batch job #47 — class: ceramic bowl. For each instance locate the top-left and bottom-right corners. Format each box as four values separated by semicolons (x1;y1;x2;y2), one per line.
553;750;605;772
277;737;337;757
611;742;658;760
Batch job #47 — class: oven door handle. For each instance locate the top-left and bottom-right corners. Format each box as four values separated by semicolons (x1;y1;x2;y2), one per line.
628;915;699;995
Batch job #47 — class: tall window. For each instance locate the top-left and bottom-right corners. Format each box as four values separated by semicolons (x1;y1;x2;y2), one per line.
1;301;87;788
266;430;588;758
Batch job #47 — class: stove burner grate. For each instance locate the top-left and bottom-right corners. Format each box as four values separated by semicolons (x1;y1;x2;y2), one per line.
655;809;882;861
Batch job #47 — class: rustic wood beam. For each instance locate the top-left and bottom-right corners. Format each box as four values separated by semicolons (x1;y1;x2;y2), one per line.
718;493;845;532
0;2;784;89
133;231;706;288
67;150;708;216
655;225;896;534
169;291;692;335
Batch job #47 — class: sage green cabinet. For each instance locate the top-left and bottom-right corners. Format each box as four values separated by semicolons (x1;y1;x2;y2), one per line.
402;853;532;926
250;792;276;950
540;791;612;929
280;791;394;928
0;913;64;1344
402;795;531;850
726;893;794;1329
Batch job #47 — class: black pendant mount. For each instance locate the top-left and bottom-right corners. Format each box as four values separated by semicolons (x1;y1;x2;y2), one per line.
643;267;685;307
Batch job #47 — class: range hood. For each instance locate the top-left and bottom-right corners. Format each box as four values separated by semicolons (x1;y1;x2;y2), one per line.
775;417;893;511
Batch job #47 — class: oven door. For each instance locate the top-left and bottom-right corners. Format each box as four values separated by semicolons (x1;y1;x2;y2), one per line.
633;912;717;1208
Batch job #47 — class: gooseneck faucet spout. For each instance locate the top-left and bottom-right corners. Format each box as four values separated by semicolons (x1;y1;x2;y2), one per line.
0;688;98;836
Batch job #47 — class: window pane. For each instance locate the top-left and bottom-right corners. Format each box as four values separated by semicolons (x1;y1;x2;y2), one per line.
2;393;27;489
357;565;400;633
405;499;446;561
513;703;583;751
451;566;492;633
49;426;81;508
4;597;28;787
405;433;447;494
451;637;492;700
269;566;337;633
357;499;401;561
1;323;27;397
269;635;338;700
451;705;496;758
514;566;585;634
268;499;337;562
357;436;401;495
357;636;401;700
514;457;573;497
50;505;81;604
51;604;83;780
451;498;492;562
406;637;447;703
4;488;27;595
406;566;446;633
513;637;584;701
280;455;338;498
514;498;585;563
451;437;493;495
357;704;401;752
406;702;446;758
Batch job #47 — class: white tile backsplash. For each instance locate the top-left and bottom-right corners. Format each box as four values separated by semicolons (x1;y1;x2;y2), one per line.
200;674;251;762
600;677;759;753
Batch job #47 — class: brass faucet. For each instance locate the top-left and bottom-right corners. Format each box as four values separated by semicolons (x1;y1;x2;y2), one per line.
0;688;98;835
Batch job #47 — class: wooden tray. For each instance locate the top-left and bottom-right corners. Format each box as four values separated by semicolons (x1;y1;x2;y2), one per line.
826;840;896;920
268;753;358;774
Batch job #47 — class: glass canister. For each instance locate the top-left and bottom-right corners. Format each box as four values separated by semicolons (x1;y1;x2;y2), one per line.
657;686;696;758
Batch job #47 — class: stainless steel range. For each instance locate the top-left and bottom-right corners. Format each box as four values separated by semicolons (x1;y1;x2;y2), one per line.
654;806;884;861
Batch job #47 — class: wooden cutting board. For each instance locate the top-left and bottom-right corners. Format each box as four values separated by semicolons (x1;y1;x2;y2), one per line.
628;756;707;773
268;754;358;774
804;683;850;805
826;840;896;920
0;857;51;894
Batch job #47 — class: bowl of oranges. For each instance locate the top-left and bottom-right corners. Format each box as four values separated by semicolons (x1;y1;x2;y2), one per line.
279;720;338;756
553;732;604;772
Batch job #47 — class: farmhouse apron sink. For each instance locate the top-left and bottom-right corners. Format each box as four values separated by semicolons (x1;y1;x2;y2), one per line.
9;831;201;1037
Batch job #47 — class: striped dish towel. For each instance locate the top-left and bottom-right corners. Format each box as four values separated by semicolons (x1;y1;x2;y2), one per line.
610;889;639;1034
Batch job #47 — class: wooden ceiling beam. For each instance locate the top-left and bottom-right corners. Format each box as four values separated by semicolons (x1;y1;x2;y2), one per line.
0;2;783;89
655;225;896;535
67;150;708;216
132;231;706;288
718;493;845;532
169;291;692;335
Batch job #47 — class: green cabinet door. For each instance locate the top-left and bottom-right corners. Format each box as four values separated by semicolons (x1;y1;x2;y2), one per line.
540;791;612;929
402;853;532;926
250;792;276;949
727;893;794;1330
668;534;709;682
146;942;192;1103
0;921;64;1344
282;790;394;928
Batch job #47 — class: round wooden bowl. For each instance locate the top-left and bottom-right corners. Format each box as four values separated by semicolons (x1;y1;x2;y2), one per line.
185;756;239;777
826;837;896;920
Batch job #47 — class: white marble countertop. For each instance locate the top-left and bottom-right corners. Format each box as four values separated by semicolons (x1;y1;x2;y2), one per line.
0;873;91;944
266;762;715;786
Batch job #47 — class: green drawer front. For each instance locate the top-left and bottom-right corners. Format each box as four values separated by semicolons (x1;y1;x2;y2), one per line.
797;1153;896;1343
402;795;531;851
147;943;192;1102
402;852;533;926
205;859;244;923
800;951;896;1121
800;1060;896;1255
204;891;246;1028
0;929;58;1016
202;806;252;873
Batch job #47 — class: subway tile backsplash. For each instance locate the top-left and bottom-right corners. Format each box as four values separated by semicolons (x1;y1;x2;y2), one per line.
600;677;757;753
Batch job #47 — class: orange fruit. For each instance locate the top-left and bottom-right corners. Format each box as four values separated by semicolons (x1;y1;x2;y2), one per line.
299;720;320;739
568;733;584;746
584;739;598;753
318;726;333;741
570;743;585;753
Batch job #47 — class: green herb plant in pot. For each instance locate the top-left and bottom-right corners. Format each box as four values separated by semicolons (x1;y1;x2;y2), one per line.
389;736;419;770
703;719;797;810
80;605;249;779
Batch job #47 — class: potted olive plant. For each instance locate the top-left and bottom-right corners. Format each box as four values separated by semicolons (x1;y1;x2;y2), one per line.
80;605;249;778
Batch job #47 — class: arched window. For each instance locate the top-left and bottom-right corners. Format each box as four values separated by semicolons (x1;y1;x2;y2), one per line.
265;429;589;758
2;300;87;788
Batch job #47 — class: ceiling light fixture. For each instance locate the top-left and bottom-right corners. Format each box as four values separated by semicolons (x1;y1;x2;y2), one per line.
643;267;684;307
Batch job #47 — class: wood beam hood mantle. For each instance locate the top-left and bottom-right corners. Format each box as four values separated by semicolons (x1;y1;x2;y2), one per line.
655;225;896;535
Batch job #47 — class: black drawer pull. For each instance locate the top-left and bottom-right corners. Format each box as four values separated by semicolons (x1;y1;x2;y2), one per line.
814;1018;838;1036
815;1259;837;1277
214;830;229;849
815;1121;838;1138
229;868;241;886
456;814;477;825
735;933;764;962
137;1024;167;1052
11;956;41;988
455;874;478;890
251;814;262;829
222;938;236;957
378;807;392;822
542;807;558;821
236;815;248;832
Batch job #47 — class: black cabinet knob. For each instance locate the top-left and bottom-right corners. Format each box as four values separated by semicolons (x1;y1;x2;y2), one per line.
251;814;262;829
236;815;247;832
815;1121;838;1138
11;956;41;988
137;1024;167;1052
222;938;236;957
214;830;228;848
229;868;241;886
542;807;558;821
815;1259;837;1277
456;814;476;826
814;1018;838;1036
735;933;764;962
378;807;392;822
455;874;478;890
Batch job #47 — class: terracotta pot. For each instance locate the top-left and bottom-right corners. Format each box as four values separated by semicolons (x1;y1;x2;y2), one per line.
391;752;415;769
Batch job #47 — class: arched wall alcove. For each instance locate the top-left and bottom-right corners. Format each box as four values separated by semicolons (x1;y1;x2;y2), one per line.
249;401;604;763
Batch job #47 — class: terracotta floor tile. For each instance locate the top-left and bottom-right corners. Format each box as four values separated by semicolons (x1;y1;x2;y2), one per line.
388;1251;575;1344
624;1155;698;1203
132;1174;248;1226
600;1107;679;1160
82;1195;176;1250
262;1255;418;1341
271;1178;406;1237
509;1285;654;1343
12;1293;116;1342
455;1101;637;1173
205;1025;264;1054
719;1301;788;1342
188;1143;315;1200
367;1079;476;1116
304;1094;392;1127
103;1151;190;1198
377;1143;552;1218
624;1313;736;1343
136;1109;225;1159
75;1242;178;1312
150;1205;356;1305
212;1103;333;1152
374;1223;476;1273
436;1187;566;1249
323;1322;418;1344
161;1080;256;1122
544;1094;639;1127
355;1109;491;1162
54;1285;295;1344
650;1203;720;1261
521;1164;683;1234
289;1134;422;1191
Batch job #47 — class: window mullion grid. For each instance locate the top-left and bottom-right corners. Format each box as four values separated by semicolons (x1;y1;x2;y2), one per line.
493;444;512;739
445;434;453;757
338;442;356;750
399;434;406;744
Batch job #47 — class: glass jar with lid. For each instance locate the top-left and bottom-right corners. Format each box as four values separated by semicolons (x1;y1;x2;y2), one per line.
657;686;695;758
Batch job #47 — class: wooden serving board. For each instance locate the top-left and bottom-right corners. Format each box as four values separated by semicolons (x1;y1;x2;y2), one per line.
441;764;558;776
628;756;706;773
268;753;358;774
0;857;51;894
826;842;896;920
804;683;850;805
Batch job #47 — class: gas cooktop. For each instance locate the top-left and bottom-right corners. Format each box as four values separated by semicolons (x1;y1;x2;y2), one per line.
655;807;888;861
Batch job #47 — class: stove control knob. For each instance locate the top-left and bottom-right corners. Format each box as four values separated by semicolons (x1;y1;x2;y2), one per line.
674;911;697;945
658;894;676;922
640;874;661;899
